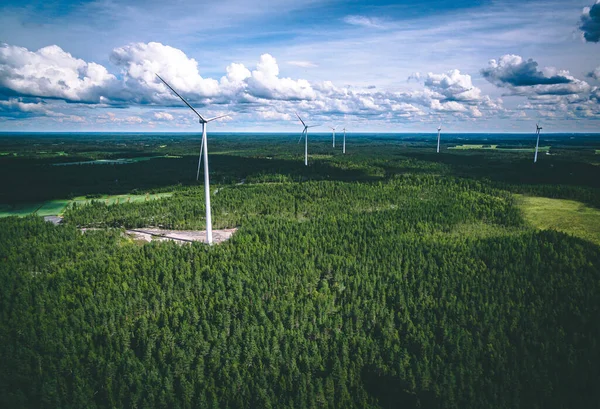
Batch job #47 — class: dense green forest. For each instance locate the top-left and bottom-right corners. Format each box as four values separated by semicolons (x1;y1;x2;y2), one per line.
1;132;599;408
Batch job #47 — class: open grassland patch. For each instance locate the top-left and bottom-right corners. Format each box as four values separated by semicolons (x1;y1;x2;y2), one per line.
518;195;600;245
449;144;498;150
449;144;551;153
71;193;172;207
35;200;70;216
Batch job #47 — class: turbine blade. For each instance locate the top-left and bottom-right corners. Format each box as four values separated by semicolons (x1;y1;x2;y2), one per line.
308;124;321;128
295;112;306;127
196;129;205;181
156;74;205;122
206;113;231;122
298;128;306;144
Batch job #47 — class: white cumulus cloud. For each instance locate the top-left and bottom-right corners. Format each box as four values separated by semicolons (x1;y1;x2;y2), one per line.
0;43;116;103
0;41;507;125
246;54;317;101
153;111;174;121
110;42;221;104
256;110;292;121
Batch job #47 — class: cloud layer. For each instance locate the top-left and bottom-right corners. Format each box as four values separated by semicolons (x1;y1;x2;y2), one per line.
0;42;597;128
0;44;116;103
481;55;591;97
580;1;600;43
0;41;504;124
481;55;572;87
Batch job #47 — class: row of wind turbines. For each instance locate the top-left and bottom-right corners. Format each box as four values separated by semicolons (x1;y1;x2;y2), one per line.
296;113;347;166
156;74;544;244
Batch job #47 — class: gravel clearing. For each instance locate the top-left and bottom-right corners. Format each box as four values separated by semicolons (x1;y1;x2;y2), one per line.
125;228;237;244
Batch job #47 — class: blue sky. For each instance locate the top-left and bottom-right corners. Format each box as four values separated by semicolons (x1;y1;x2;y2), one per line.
0;0;599;132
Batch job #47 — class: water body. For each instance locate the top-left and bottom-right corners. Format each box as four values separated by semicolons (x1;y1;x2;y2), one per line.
52;155;181;166
53;158;138;166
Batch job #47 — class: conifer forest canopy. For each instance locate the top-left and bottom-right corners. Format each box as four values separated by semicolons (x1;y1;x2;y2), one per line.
1;132;599;409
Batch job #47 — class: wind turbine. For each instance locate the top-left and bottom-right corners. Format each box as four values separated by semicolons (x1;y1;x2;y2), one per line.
156;74;230;245
534;123;542;163
296;113;319;166
330;126;336;148
342;127;347;154
436;125;442;153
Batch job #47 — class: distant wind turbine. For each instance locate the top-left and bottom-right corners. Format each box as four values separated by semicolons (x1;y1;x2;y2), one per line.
436;125;442;153
330;126;336;148
534;123;542;163
342;127;347;154
296;113;319;166
156;74;230;245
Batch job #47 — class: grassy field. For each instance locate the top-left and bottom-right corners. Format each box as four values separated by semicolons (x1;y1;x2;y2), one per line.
35;200;71;216
518;195;600;245
449;144;551;153
449;144;498;150
71;193;172;206
0;193;173;218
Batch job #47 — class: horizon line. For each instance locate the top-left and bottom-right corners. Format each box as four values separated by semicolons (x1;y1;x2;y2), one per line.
1;131;599;135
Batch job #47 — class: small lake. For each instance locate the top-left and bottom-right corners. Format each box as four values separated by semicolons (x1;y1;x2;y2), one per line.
52;155;181;166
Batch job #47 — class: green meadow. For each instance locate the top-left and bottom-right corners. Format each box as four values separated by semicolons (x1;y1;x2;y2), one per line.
449;144;498;150
518;195;600;245
449;144;551;152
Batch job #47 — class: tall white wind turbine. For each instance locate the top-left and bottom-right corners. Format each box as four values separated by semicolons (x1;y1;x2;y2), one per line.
534;123;542;163
342;127;347;154
330;126;336;148
156;74;230;245
436;125;442;153
296;113;319;166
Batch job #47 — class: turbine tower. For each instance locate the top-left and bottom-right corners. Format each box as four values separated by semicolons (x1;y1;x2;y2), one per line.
296;113;319;166
156;74;230;245
342;127;347;154
534;123;542;163
436;125;442;153
330;126;336;148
